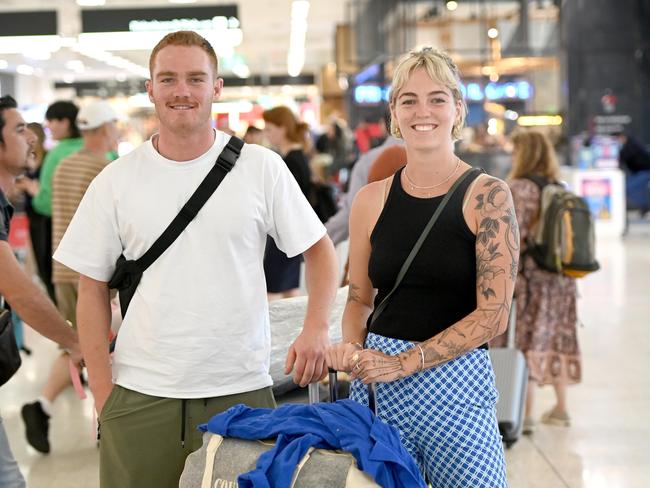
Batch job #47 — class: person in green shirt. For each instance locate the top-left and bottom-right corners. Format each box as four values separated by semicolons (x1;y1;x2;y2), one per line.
31;101;83;217
16;101;82;302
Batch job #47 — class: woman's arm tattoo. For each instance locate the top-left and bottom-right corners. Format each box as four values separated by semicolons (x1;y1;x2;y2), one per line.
416;178;518;369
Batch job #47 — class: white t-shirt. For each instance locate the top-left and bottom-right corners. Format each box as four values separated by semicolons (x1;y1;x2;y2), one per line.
54;131;326;398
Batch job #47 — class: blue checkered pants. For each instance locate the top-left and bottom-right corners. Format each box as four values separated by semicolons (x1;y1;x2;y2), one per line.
350;333;507;488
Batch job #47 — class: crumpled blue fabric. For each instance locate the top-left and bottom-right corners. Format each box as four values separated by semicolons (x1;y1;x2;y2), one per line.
198;399;426;488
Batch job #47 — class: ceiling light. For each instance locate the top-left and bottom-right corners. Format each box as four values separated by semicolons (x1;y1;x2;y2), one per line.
16;65;35;75
487;28;499;39
446;1;458;11
76;0;106;6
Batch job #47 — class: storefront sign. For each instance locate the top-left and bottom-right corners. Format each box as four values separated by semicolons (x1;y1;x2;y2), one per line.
81;5;238;33
462;81;532;101
581;178;612;220
0;11;57;36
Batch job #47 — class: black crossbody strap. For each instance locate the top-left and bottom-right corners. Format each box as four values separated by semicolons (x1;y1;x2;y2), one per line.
370;168;480;325
136;136;244;272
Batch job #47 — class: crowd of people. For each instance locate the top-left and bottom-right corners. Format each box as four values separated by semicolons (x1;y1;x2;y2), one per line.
0;29;614;488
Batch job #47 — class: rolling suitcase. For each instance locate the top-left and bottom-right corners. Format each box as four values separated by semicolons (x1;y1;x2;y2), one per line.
489;298;528;448
179;372;384;488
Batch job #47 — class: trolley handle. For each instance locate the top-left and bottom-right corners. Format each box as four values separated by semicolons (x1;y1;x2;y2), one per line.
308;368;376;414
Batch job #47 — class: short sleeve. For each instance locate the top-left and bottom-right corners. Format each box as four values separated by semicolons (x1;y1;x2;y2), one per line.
53;174;123;282
265;154;325;257
0;208;8;242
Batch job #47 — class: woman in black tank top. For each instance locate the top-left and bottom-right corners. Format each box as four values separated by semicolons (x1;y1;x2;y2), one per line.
326;48;519;486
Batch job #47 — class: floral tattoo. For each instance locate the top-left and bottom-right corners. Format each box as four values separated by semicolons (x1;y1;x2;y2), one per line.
475;179;520;281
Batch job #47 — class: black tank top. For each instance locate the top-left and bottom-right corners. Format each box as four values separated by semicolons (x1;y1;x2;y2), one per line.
367;167;482;343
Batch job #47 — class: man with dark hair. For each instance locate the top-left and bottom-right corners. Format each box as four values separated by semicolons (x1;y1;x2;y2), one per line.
54;31;338;487
615;132;650;212
0;94;82;488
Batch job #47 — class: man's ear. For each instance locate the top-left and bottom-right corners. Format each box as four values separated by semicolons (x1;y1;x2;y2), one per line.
145;80;154;103
212;77;224;102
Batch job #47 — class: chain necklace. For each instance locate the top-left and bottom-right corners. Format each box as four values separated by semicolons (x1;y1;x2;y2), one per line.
403;157;461;195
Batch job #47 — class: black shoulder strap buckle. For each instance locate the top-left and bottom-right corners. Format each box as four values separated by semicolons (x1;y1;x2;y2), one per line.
216;137;244;172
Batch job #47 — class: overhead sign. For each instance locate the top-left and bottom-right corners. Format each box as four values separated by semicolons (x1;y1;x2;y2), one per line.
81;5;239;33
0;11;57;36
462;81;532;102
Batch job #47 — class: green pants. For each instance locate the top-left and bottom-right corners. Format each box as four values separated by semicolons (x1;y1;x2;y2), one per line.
98;385;276;488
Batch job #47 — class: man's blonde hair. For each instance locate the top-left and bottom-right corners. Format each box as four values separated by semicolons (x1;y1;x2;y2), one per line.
389;46;467;141
149;31;219;77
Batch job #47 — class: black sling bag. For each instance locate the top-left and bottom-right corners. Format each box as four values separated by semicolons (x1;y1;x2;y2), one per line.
108;136;244;318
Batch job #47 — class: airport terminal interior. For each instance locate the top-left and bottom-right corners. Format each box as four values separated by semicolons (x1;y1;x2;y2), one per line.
1;0;650;487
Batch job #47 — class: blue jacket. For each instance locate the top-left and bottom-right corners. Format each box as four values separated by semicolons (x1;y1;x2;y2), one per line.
199;399;426;488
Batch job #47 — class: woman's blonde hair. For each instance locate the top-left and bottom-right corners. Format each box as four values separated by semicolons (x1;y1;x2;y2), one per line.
389;46;467;141
263;106;309;146
508;129;560;181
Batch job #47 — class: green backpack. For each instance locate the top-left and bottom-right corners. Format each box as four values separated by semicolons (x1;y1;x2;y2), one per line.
525;175;600;278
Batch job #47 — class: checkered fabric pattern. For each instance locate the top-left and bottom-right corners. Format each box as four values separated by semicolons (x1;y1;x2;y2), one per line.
350;333;508;487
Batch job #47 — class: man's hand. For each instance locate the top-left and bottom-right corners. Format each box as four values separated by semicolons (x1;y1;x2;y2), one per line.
66;343;84;370
284;328;330;387
93;382;115;417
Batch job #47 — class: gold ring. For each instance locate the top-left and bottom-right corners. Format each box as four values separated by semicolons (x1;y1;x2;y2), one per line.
352;353;359;363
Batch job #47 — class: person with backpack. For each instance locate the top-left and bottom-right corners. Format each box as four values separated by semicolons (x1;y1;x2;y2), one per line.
326;47;514;486
491;129;583;434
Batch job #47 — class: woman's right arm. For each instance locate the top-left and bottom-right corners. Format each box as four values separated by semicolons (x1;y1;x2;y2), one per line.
327;181;384;372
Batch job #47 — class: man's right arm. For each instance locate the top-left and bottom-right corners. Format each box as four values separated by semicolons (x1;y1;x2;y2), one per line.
77;274;113;414
0;241;77;351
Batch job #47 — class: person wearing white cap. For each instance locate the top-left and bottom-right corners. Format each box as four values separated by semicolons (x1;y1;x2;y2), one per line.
20;100;120;455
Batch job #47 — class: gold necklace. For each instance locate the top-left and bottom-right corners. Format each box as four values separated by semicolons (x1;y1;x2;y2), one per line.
403;157;461;194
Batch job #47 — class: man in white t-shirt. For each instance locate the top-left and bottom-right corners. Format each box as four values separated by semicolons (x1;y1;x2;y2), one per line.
53;32;338;488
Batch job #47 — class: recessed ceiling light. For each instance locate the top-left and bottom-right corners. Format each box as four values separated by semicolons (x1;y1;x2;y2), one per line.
76;0;107;6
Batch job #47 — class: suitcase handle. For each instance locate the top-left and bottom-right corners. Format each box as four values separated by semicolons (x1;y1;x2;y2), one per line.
308;368;376;414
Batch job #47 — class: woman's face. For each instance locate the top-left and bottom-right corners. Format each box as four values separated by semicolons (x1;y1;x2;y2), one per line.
46;118;71;141
263;121;285;148
391;67;459;151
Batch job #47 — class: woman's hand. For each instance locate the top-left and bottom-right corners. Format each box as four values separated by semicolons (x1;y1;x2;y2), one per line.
326;342;363;373
353;349;419;384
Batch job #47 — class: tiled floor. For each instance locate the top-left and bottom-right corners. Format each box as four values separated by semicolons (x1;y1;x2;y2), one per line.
1;224;649;487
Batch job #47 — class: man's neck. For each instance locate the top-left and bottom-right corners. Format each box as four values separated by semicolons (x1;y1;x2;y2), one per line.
156;126;215;161
0;170;13;195
82;138;109;159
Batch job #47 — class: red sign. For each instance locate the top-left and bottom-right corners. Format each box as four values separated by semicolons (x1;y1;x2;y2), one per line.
8;213;29;250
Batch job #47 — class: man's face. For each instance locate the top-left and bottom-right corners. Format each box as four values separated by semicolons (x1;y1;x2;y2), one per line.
0;108;36;176
145;45;222;135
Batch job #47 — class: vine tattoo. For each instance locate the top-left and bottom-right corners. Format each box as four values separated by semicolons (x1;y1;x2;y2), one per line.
413;178;519;371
